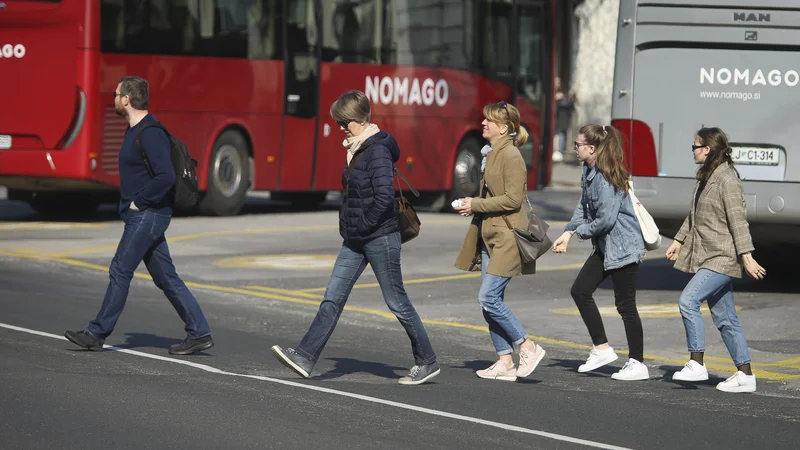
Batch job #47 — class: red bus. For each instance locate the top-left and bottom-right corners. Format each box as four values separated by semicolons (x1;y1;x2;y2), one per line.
0;0;556;216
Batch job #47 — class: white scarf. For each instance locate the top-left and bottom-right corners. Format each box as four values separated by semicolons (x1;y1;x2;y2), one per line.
480;144;492;173
344;123;381;165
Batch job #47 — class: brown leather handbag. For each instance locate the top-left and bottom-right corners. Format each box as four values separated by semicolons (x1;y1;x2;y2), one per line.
394;167;421;243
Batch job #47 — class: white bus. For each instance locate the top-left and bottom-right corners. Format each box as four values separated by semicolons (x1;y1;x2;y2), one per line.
611;0;800;264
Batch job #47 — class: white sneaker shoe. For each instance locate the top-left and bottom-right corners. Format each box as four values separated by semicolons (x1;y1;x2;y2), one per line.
578;346;618;373
552;151;564;162
672;360;709;382
611;358;650;381
716;371;756;393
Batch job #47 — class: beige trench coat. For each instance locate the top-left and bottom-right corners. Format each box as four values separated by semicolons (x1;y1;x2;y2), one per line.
454;135;535;277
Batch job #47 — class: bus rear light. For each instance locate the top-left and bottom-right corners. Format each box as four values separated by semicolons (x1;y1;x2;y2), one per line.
55;87;87;150
611;119;658;177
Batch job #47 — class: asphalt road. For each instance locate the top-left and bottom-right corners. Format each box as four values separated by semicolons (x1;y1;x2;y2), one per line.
1;186;798;450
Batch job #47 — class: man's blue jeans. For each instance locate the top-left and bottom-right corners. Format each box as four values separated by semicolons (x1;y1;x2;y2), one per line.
479;248;529;356
296;232;436;366
678;269;751;367
86;209;211;340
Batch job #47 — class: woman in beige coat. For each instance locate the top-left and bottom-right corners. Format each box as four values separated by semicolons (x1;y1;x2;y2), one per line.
453;101;546;382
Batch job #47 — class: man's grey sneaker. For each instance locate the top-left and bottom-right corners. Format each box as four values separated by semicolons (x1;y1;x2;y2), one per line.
64;330;104;351
169;335;214;355
271;345;313;378
398;362;441;385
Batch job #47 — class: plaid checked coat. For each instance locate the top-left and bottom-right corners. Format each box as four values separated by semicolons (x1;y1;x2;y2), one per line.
673;162;755;278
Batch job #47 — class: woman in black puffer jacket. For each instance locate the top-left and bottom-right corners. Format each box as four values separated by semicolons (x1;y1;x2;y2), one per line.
271;90;440;386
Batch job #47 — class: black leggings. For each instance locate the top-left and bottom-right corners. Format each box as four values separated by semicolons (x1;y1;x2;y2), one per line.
570;250;643;362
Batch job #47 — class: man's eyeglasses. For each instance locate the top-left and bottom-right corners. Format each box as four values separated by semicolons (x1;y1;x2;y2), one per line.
113;92;127;97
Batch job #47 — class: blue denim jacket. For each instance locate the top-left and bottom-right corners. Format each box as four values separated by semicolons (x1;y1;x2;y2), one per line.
565;164;645;270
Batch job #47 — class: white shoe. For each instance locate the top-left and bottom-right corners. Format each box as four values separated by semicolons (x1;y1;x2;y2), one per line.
611;358;650;381
672;360;709;382
716;371;756;393
578;346;618;373
552;151;564;162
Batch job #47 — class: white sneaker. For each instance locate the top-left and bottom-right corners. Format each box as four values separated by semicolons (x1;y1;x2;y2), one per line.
552;151;564;162
716;371;756;393
672;360;709;382
611;358;650;381
578;346;618;373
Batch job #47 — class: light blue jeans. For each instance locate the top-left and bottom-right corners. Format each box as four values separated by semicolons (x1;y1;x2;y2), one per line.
479;247;529;356
678;269;751;367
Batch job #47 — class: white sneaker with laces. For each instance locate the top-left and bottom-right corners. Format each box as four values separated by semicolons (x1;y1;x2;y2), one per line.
611;358;650;381
716;371;756;393
672;360;709;382
578;346;618;373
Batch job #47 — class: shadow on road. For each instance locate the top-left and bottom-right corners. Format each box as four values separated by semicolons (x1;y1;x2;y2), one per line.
312;357;409;381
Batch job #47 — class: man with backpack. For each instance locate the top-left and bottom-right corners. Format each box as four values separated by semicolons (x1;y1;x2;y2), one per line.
65;76;213;356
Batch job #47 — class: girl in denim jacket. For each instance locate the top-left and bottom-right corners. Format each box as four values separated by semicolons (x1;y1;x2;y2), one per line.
552;124;648;381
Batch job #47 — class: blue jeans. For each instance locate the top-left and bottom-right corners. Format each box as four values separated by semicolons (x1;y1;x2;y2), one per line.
86;209;211;340
479;248;529;356
555;130;566;153
678;269;751;367
295;232;436;366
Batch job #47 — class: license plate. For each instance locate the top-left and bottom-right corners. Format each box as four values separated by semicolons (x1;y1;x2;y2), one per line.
0;135;10;150
731;146;780;165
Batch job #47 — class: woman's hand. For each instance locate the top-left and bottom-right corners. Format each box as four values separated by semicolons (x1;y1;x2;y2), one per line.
666;241;682;260
454;198;473;216
742;253;766;280
552;231;574;253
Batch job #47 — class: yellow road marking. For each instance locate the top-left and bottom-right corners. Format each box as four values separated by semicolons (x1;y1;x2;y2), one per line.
45;224;338;257
40;220;567;258
0;248;796;381
550;304;743;319
0;222;108;231
301;251;667;293
216;254;339;271
243;285;322;299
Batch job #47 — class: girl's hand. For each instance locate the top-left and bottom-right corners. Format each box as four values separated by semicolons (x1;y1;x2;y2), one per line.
552;231;574;253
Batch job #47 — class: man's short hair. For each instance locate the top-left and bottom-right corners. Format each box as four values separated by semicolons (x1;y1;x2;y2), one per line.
118;76;149;110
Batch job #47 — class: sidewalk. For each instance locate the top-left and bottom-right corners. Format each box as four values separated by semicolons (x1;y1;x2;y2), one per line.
546;159;582;192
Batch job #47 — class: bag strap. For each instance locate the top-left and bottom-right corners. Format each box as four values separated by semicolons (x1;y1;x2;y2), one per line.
135;121;170;179
394;167;419;198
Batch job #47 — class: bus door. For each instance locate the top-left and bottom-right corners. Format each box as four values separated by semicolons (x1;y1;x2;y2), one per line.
278;0;319;190
514;0;551;189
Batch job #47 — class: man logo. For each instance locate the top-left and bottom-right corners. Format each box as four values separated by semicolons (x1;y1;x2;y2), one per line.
733;12;770;22
0;44;26;58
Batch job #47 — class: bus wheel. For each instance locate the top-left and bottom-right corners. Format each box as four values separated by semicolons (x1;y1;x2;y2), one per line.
28;192;99;217
199;130;250;216
448;137;483;208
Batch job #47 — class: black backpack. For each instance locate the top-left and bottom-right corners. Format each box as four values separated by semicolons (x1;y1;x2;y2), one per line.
135;122;200;211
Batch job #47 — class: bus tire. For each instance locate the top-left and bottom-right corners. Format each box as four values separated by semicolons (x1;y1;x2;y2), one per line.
199;130;250;216
448;136;483;208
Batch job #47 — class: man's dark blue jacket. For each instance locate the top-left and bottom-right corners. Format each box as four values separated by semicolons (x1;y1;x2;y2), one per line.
339;131;400;247
117;113;175;216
